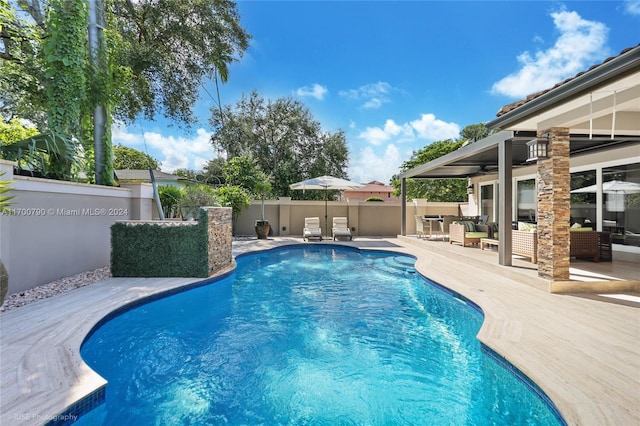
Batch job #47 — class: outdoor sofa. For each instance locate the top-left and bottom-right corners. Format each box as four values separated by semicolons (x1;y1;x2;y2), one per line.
512;225;601;263
449;221;489;247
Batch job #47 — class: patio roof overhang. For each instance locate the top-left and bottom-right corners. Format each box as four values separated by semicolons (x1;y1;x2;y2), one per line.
399;45;640;276
398;130;640;180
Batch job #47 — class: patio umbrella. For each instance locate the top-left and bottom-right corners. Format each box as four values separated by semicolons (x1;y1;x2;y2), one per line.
571;180;640;194
289;175;363;236
571;180;640;225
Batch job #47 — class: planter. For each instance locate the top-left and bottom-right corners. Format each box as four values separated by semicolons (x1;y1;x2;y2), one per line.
255;220;271;239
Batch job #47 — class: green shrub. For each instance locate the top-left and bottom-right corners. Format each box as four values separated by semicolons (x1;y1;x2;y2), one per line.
365;197;384;202
158;185;184;218
214;185;250;231
111;210;208;277
177;184;218;220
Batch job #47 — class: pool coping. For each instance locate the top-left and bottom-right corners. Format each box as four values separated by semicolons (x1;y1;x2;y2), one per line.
1;237;638;425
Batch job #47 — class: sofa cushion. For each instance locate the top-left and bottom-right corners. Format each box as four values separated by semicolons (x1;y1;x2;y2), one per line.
466;231;489;238
518;222;537;232
455;220;476;232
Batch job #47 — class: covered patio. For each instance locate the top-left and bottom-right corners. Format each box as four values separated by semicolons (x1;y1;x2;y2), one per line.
400;44;640;289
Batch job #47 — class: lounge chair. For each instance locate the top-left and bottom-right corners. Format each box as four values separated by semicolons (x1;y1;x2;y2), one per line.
303;217;323;241
332;217;352;241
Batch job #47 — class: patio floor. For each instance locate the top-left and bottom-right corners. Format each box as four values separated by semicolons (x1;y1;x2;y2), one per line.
1;236;638;425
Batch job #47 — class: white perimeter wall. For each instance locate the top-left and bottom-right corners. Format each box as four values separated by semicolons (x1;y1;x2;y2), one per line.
0;160;156;296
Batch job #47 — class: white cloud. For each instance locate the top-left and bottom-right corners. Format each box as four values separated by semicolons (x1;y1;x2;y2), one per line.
624;0;640;15
410;114;460;141
339;81;394;109
358;119;414;146
295;83;328;100
491;10;609;98
351;113;460;183
349;144;403;184
358;114;459;146
111;123;142;145
112;125;216;172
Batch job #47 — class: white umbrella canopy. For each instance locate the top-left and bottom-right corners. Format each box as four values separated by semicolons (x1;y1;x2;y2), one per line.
289;175;364;191
289;175;363;235
571;180;640;194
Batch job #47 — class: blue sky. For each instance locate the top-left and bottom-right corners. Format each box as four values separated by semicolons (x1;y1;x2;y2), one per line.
112;0;640;184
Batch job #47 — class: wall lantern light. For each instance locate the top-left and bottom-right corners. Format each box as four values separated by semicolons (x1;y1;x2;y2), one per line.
466;179;474;194
526;134;549;162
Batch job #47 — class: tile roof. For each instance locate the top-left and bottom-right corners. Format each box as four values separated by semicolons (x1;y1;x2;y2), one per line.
495;44;640;117
348;181;395;193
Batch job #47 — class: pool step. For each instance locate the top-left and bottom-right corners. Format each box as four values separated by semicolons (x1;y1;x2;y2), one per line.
372;256;416;275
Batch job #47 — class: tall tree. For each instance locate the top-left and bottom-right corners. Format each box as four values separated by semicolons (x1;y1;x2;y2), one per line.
391;139;467;202
113;144;159;169
391;123;492;201
108;0;250;126
0;0;48;128
460;123;490;143
1;0;250;182
202;157;226;185
210;91;350;198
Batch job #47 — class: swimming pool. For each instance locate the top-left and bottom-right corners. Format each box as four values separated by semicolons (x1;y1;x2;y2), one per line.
79;245;564;425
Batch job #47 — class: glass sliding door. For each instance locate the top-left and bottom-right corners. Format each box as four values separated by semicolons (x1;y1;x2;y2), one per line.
602;162;640;246
570;170;596;227
480;183;495;222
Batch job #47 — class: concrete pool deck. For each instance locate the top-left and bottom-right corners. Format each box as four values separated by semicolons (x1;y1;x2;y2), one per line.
1;237;638;425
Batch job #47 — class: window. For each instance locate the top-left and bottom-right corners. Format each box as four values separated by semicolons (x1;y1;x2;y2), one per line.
516;179;536;222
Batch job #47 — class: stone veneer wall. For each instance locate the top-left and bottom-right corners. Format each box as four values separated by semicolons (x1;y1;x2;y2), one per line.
203;207;233;275
536;128;570;281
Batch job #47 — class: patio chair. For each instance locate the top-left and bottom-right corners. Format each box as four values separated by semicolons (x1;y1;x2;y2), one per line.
415;215;427;238
332;217;352;241
303;217;323;241
512;230;538;263
570;229;600;262
439;215;460;241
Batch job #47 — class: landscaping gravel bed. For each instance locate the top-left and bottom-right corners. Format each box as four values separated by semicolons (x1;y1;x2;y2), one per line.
0;266;111;313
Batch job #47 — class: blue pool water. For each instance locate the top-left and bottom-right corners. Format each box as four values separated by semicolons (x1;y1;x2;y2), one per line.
79;245;564;425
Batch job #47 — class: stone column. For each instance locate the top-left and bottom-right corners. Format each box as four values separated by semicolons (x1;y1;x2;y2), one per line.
536;128;570;281
205;207;233;275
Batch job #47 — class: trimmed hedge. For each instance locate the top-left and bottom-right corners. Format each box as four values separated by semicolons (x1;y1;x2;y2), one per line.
111;210;209;277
